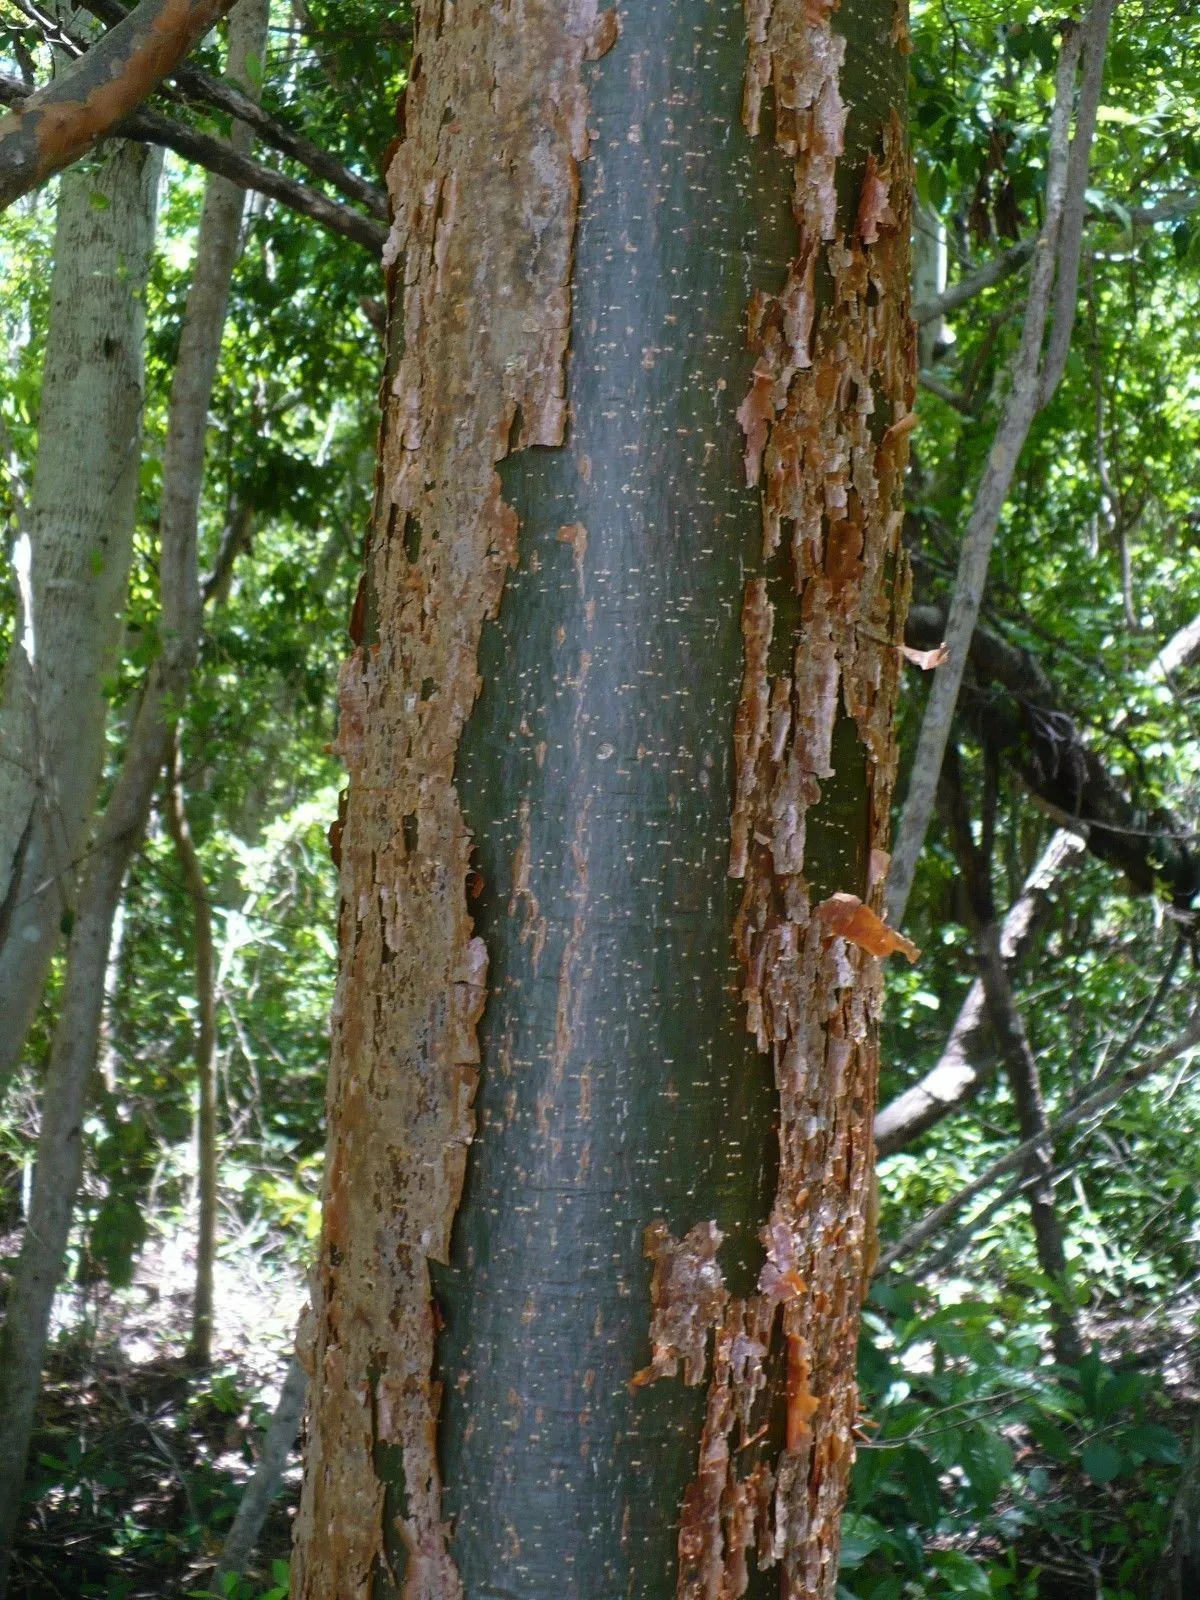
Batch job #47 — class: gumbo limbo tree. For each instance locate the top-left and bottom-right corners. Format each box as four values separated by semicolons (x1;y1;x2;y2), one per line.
292;0;916;1593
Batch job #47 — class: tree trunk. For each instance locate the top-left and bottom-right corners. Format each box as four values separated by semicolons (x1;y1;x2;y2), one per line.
1156;1421;1200;1600
0;3;268;1583
0;135;160;1092
211;1355;309;1594
163;728;219;1367
292;2;913;1596
885;1;1114;929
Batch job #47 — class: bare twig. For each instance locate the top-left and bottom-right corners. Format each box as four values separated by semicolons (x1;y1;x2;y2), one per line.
878;1009;1200;1273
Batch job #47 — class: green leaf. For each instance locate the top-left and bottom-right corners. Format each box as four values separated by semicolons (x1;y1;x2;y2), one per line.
1119;1424;1182;1465
1028;1417;1072;1463
928;1549;993;1596
839;1513;887;1568
1093;1370;1146;1421
959;1425;1014;1513
1081;1440;1125;1484
897;1444;943;1528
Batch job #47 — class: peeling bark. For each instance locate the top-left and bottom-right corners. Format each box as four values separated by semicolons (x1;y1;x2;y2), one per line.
293;5;616;1593
293;0;910;1596
635;4;915;1591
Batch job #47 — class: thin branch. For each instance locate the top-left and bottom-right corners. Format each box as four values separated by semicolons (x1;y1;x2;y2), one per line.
901;943;1185;1277
130;102;385;253
78;0;389;220
0;74;385;254
909;181;1200;330
0;0;240;210
1039;0;1120;404
918;372;975;414
886;7;1110;929
913;238;1035;326
874;829;1084;1157
877;1008;1200;1274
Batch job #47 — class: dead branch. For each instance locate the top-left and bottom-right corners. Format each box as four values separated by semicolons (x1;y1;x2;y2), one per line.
877;1008;1200;1274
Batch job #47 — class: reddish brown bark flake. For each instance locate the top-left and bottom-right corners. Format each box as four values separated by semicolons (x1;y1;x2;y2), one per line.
814;893;920;964
292;4;617;1596
637;2;914;1596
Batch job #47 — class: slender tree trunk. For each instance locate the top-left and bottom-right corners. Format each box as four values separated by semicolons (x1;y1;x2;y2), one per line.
98;872;129;1094
0;3;268;1583
1156;1421;1200;1600
885;0;1115;929
292;1;913;1595
163;728;219;1366
210;1356;309;1594
874;829;1084;1156
973;927;1083;1365
941;751;1083;1366
0;135;160;1092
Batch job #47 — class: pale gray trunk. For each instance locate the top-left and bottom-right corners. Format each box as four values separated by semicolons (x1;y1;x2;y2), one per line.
0;3;269;1582
210;1356;309;1593
913;198;952;370
0;137;160;1089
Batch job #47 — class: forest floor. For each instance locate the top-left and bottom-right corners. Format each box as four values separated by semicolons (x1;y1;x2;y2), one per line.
4;1233;1197;1598
5;1213;305;1600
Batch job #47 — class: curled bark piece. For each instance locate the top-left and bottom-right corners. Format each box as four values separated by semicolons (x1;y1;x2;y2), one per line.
815;893;920;963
